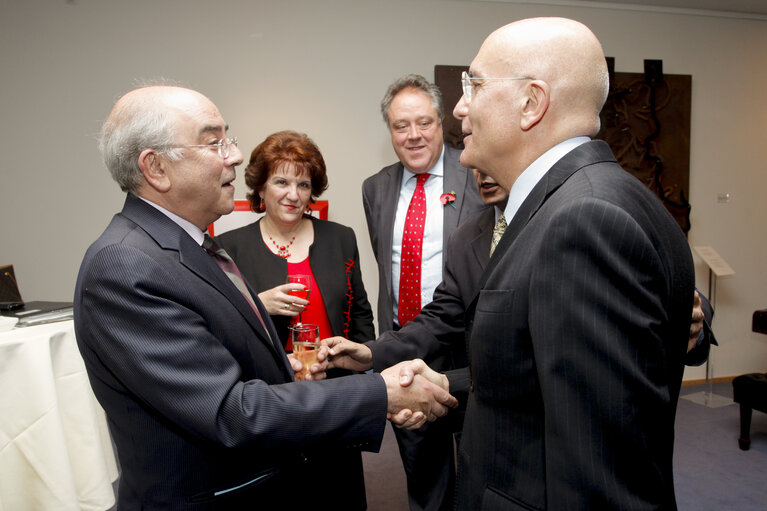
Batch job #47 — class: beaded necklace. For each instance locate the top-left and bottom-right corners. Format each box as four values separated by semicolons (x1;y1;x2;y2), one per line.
268;234;295;258
264;219;301;259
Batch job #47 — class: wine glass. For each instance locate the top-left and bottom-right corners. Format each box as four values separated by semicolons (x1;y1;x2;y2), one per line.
286;274;310;324
289;323;320;381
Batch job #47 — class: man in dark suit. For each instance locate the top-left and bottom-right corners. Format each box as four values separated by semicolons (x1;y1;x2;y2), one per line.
73;84;455;510
435;18;695;510
363;74;487;334
333;167;712;376
362;74;486;511
329;169;505;386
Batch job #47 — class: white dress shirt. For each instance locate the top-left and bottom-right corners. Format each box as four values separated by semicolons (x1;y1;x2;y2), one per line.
391;147;445;326
503;137;590;223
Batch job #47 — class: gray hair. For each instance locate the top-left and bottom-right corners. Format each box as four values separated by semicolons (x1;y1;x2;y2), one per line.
99;86;184;193
380;74;444;125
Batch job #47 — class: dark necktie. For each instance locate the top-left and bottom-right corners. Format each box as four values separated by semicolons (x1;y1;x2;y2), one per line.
203;235;270;335
398;173;429;327
490;213;507;256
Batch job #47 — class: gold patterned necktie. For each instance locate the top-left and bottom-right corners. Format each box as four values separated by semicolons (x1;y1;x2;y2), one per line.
490;213;507;257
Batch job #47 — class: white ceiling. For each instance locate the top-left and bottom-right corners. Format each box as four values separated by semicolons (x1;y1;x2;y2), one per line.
588;0;767;15
474;0;767;19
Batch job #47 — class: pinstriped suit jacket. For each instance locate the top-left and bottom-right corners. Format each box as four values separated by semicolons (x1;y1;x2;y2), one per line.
447;141;694;511
362;144;488;331
74;194;387;510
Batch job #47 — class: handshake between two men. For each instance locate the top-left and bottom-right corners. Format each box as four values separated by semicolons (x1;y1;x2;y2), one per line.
287;338;453;430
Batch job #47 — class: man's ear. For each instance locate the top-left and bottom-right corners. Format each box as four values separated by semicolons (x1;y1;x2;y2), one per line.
137;149;171;193
520;80;550;131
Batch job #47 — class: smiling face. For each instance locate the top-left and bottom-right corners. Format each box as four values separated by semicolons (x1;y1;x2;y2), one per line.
159;90;243;230
260;162;312;227
388;87;444;174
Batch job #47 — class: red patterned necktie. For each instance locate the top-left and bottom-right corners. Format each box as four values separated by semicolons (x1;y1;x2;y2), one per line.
398;173;430;327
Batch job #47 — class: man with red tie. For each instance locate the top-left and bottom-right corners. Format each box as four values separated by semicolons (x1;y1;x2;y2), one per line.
362;74;486;511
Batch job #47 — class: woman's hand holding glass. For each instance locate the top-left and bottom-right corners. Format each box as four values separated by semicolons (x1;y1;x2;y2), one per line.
285;274;310;324
257;283;309;316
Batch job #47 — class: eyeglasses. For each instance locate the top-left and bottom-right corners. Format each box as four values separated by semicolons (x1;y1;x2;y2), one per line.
163;137;238;159
461;71;533;104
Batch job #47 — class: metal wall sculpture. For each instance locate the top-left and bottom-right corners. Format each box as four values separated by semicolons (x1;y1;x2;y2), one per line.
435;60;692;233
599;58;692;233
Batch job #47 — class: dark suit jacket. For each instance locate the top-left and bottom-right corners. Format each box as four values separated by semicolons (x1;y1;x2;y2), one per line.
446;141;695;511
74;194;387;510
362;144;487;331
216;216;375;347
366;207;494;373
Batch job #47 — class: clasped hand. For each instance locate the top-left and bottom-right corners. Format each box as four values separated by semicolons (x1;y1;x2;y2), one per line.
323;337;456;430
381;359;456;429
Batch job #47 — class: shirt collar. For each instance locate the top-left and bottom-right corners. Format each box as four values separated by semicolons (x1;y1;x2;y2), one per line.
402;145;445;182
503;136;590;222
494;205;505;223
138;196;207;245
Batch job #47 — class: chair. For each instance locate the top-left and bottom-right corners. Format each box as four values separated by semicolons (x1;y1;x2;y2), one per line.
731;309;767;451
732;372;767;450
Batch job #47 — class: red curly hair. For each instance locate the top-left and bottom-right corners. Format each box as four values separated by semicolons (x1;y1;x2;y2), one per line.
244;130;329;213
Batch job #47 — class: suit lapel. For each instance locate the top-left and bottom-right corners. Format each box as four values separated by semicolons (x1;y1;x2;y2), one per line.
469;208;493;272
442;145;468;254
380;164;403;303
121;195;285;360
478;140;615;295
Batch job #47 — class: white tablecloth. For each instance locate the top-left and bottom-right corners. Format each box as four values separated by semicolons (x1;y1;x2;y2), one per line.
0;320;118;511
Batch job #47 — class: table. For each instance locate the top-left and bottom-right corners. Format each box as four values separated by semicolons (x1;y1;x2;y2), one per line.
0;320;118;511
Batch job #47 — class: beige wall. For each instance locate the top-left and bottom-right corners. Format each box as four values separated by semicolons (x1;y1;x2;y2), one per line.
1;0;765;380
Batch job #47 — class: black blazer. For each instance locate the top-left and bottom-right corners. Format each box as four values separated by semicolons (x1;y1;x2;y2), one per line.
362;144;487;330
74;194;387;510
216;215;374;509
216;216;375;347
447;141;695;510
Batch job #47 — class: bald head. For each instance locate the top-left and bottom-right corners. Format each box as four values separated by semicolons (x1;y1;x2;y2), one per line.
100;86;216;193
454;18;609;189
485;17;608;137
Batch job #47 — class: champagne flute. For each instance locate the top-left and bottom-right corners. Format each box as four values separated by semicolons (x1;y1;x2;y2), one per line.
286;274;310;324
290;323;320;381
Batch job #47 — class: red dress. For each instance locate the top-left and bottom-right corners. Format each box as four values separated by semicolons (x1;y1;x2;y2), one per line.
286;258;332;351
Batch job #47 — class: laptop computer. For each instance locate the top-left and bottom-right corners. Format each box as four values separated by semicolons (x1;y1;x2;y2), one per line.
0;301;74;327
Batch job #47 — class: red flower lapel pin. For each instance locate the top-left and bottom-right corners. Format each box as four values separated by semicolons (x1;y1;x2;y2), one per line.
440;191;457;209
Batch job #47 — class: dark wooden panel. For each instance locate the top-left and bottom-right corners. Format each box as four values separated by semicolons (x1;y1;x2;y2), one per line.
434;63;693;233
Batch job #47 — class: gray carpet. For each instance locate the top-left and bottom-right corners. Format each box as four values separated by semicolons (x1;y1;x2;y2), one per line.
675;381;767;511
106;381;765;510
361;381;767;510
